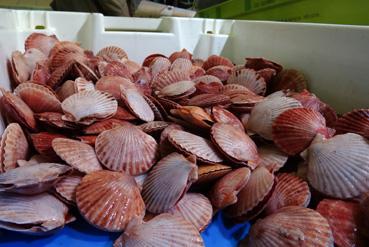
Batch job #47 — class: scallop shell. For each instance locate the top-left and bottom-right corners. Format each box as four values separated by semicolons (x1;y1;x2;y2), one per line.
226;166;275;219
98;60;133;80
54;175;82;203
142;152;197;214
272;108;330;155
265;173;311;215
30;132;65;157
170;58;192;73
206;65;232;82
76;135;97;147
0;123;28;172
245;206;333;247
95;122;158;175
169;49;192;63
138;121;169;134
157;80;196;99
271;69;307;92
192;58;205;67
47;60;75;89
188;94;231;108
210;167;251;209
170;106;214;129
134;173;147;191
151;70;191;91
96;46;128;61
211;123;258;168
121;87;155;122
132;67;152;95
84;119;126;135
113;214;204;247
31;63;50;85
142;53;167;67
25;33;59;56
258;144;288;173
122;59;141;74
306;133;369;199
14;82;62;113
317;199;360;247
0;163;71;195
227;68;267;95
203;55;234;70
159;124;184;157
168;129;223;164
168;193;212;232
247;95;302;140
61;90;117;123
190;66;206;79
52;138;102;174
193;75;224;94
195;163;232;186
35;112;76;130
56;80;75;101
74;77;95;92
76;170;145;232
0;193;70;234
212;106;244;131
17;154;56;167
9;51;30;85
150;57;171;77
143;95;166;121
257;68;277;83
96;76;134;99
113;106;137;121
335;109;369;138
48;41;85;73
245;57;283;72
0;89;37;130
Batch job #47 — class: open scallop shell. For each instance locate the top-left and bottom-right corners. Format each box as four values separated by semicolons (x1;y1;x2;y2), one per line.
95;122;158;175
226;166;275;219
96;46;128;61
0;123;28;172
52;138;102;174
25;33;59;56
0;163;71;195
317;199;360;247
245;57;283;72
151;70;191;91
121;87;155;122
84;119;126;135
113;214;204;247
0;193;70;234
96;76;134;99
211;123;258;169
150;57;171;77
265;173;311;215
272;108;330;155
14;82;62;113
195;163;232;186
306;133;369;199
169;49;192;63
212;106;244;131
206;65;232;82
203;55;234;70
54;175;82;204
168;193;212;232
270;69;307;93
245;206;333;247
258;144;288;173
227;68;267;95
31;132;65;157
61;90;117;123
188;94;230;108
247;95;302;140
168;129;223;164
210;167;251;209
142;152;197;214
76;170;145;232
335;109;369;138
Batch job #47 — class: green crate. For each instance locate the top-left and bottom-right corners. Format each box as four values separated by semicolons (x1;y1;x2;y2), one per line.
198;0;369;25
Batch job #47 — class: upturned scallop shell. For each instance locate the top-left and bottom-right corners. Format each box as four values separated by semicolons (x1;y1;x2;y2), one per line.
245;57;283;72
95;76;134;99
306;133;369;199
95;122;158;175
54;175;82;204
52;138;102;174
245;206;333;247
270;68;307;92
0;163;71;195
142;152;197;214
96;46;128;61
247;94;302;140
258;144;288;173
76;170;145;232
206;65;232;82
84;118;126;135
317;199;360;247
272;108;330;155
150;57;171;77
188;93;231;108
121;87;155;122
170;58;193;73
0;89;37;130
227;68;267;95
30;132;65;157
211;123;258;169
169;49;192;63
335;109;369;138
265;173;311;215
210;167;251;209
14;82;62;113
168;129;223;164
25;33;59;56
61;90;117;123
212;106;244;131
0;193;70;234
168;193;213;232
113;214;204;247
151;70;191;91
195;163;232;185
226;166;275;220
0;123;28;172
203;55;234;70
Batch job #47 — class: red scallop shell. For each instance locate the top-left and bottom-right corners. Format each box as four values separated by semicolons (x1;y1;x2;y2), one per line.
206;65;232;82
169;49;192;63
258;144;288;173
96;46;128;61
84;119;126;135
121;87;155;122
227;68;267;95
31;132;65;157
211;106;244;131
195;163;232;186
151;70;191;91
25;33;59;56
245;57;283;73
211;123;258;169
142;53;167;67
203;55;234;71
271;69;307;93
272;108;330;155
335;109;369;138
188;94;231;108
76;170;145;232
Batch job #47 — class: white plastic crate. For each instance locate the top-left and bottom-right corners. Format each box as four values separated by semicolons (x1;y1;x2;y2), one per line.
0;8;368;131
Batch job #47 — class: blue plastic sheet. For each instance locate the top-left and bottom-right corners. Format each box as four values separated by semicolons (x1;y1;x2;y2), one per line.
0;212;249;247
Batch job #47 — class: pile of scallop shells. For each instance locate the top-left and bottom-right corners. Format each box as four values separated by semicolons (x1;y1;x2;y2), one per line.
1;32;369;246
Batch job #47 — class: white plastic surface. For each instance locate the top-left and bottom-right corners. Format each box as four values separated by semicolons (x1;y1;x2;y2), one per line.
0;9;368;121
